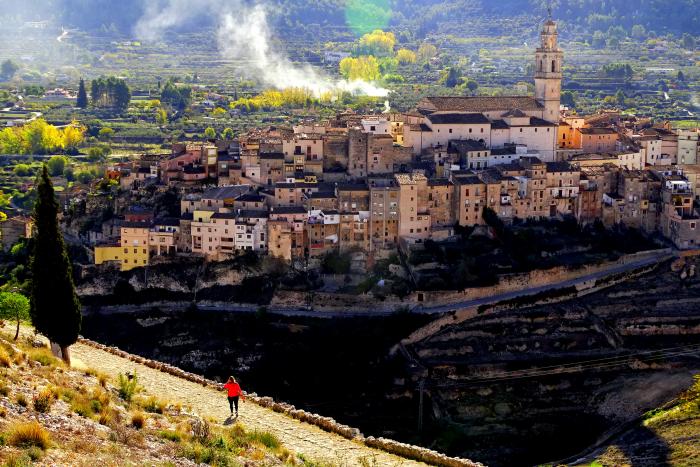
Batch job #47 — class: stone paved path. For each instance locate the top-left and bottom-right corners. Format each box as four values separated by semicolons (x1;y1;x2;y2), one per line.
71;342;427;467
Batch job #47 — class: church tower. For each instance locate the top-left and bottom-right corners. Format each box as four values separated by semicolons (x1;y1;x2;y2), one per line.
534;14;563;124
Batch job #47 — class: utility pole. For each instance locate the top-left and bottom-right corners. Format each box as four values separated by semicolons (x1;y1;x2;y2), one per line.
417;378;425;433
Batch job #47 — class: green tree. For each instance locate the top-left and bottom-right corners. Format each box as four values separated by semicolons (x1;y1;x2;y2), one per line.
464;79;478;94
222;127;234;140
0;60;19;80
440;67;461;88
98;127;115;141
29;166;81;364
681;33;696;50
204;127;216;139
615;89;626;105
90;76;131;112
631;24;646;40
14;164;32;177
155;107;168;125
160;80;192;111
561;90;577;108
76;78;88;109
591;31;607;49
677;70;686;82
46;156;67;177
0;291;30;341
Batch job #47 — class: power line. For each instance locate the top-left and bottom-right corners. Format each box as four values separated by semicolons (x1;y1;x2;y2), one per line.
427;343;700;388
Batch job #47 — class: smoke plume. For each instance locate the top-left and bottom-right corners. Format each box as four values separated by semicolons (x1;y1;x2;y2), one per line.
135;0;389;97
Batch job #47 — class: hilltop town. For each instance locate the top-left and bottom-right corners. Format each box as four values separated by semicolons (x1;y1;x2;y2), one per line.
38;19;696;277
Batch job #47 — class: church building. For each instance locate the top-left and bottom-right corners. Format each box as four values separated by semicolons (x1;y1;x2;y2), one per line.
403;17;563;162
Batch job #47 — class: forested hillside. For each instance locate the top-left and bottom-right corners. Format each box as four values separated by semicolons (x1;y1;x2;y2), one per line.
1;0;699;38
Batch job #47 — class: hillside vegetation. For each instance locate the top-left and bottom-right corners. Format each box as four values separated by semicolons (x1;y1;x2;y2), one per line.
1;0;699;37
578;376;700;466
0;327;297;466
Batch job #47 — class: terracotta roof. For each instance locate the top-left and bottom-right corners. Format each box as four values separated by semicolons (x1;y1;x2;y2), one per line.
427;112;490;125
418;96;543;113
580;127;617;135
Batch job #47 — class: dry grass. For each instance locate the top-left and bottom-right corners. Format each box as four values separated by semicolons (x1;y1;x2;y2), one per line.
131;412;146;430
138;395;167;414
28;348;61;367
109;424;145;448
6;421;51;450
0;347;12;368
32;388;55;413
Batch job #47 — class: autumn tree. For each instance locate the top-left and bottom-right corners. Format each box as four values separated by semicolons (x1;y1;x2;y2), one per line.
417;43;437;64
356;30;396;57
396;49;416;65
29;166;81;364
339;56;381;81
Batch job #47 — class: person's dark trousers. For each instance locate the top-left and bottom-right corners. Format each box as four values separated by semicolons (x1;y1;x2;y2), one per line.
228;396;239;414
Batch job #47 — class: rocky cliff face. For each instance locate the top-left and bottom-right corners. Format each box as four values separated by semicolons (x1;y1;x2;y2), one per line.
398;259;700;466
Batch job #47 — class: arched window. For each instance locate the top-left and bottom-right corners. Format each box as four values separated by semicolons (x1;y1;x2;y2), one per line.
539;60;543;72
551;60;556;72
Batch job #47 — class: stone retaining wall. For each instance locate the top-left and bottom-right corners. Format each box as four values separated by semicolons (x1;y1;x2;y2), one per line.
77;337;482;467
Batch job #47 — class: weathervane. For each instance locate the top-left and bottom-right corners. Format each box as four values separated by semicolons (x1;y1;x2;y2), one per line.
547;0;552;20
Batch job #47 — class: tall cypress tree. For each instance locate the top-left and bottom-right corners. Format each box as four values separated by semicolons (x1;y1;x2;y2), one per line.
77;78;88;109
29;166;81;364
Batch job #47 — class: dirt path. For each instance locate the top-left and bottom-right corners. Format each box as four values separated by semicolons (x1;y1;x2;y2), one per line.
70;342;426;467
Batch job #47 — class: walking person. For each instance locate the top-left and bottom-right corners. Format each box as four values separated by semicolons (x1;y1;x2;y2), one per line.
223;376;243;416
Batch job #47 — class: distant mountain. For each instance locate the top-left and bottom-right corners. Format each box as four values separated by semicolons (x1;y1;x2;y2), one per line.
2;0;698;38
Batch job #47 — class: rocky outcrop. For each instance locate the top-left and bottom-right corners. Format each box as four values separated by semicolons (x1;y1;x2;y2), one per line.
394;258;700;466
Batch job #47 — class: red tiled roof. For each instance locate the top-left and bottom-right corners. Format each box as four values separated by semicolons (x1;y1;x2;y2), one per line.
418;96;543;113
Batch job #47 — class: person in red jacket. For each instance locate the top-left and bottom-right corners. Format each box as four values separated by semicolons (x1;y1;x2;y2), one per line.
223;376;243;416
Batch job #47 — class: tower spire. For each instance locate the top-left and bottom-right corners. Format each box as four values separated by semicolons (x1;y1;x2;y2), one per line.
547;0;552;20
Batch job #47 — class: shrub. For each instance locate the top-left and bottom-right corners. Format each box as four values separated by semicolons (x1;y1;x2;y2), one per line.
157;430;182;442
190;418;210;442
131;412;145;429
6;421;51;450
28;349;58;367
0;384;9;396
141;396;166;414
247;430;281;450
98;411;112;426
118;373;140;402
71;398;92;418
0;348;11;368
32;389;54;413
109;425;144;447
2;453;32;467
25;446;43;462
16;394;27;407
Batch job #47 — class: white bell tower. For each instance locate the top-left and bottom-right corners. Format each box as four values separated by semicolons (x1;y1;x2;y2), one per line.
534;11;563;124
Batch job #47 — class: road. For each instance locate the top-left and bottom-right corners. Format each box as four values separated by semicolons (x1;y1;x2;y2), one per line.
92;251;672;319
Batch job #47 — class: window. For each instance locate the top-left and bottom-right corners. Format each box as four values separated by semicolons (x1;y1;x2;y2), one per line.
551;60;556;72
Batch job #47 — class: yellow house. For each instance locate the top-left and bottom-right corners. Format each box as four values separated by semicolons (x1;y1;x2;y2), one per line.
94;244;149;271
94;223;151;271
